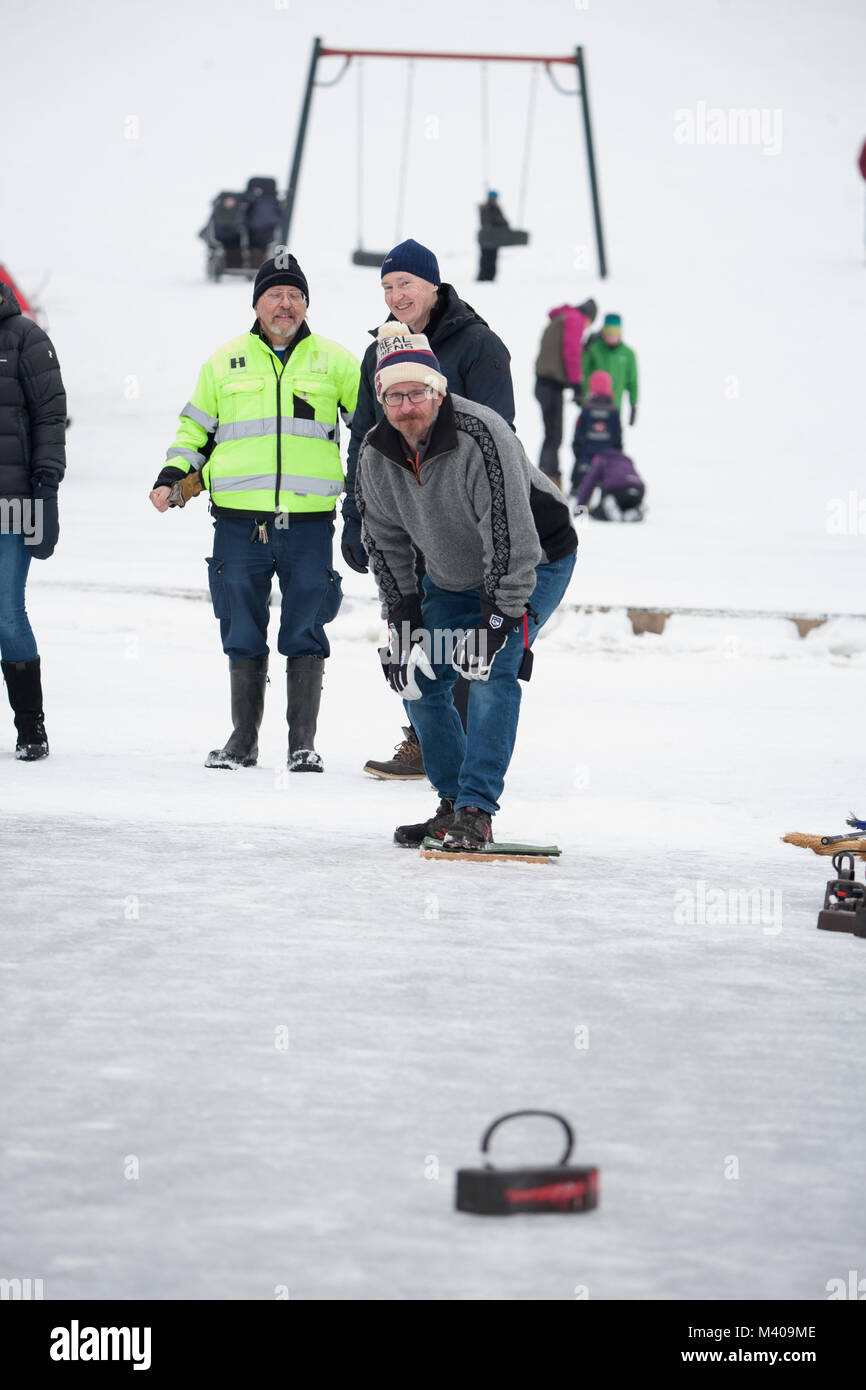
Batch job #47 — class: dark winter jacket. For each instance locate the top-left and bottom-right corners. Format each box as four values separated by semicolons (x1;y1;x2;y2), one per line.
573;395;622;463
357;393;576;619
343;284;514;526
576;450;643;508
0;287;66;501
480;198;508;230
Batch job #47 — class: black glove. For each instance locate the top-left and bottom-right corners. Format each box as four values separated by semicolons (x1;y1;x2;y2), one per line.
629;403;638;427
341;516;368;574
379;594;435;700
570;383;583;405
27;474;60;560
452;603;522;681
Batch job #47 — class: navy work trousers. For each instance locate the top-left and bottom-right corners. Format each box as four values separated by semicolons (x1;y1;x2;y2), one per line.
206;512;342;661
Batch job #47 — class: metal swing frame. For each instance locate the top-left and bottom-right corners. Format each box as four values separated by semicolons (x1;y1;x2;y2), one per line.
279;38;608;278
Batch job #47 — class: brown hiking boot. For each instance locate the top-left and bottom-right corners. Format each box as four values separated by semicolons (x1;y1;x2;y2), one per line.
363;726;427;780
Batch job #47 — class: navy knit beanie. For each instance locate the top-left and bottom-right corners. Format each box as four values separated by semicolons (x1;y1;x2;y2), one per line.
253;252;309;307
380;239;440;285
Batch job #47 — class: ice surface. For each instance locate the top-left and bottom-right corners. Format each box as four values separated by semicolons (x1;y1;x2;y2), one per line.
2;0;865;1302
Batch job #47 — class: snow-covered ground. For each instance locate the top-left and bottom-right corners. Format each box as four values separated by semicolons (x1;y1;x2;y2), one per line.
2;0;865;1301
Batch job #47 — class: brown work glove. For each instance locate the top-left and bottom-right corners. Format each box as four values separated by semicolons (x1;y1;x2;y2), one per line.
167;470;205;508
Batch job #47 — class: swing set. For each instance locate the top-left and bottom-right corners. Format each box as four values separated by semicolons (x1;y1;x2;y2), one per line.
279;39;608;278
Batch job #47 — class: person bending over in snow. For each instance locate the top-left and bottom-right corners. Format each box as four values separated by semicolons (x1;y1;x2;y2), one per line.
356;322;577;850
571;370;622;495
575;450;646;522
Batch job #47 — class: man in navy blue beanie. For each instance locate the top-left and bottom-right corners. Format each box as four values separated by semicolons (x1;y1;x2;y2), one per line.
342;236;516;782
379;238;441;286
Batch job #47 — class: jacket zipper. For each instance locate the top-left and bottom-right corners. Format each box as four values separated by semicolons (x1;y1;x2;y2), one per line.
271;355;284;513
394;446;449;483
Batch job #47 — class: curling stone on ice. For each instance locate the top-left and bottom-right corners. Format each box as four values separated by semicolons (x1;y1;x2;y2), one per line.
456;1109;599;1215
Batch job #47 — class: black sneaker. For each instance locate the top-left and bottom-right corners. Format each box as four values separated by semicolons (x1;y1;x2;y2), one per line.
443;805;493;850
394;798;455;848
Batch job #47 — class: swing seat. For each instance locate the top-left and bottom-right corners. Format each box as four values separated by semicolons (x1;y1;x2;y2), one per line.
352;249;387;268
478;228;530;249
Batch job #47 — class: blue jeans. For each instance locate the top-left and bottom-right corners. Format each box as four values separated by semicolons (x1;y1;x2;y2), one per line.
207;513;343;661
407;551;576;814
0;531;38;662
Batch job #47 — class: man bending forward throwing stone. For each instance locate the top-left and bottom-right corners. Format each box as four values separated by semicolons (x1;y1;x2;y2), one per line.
356;322;578;849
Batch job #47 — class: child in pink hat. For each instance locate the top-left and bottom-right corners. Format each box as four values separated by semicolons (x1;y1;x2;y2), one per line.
571;370;622;495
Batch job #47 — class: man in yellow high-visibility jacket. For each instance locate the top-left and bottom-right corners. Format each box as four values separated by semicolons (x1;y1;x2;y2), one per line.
150;253;360;773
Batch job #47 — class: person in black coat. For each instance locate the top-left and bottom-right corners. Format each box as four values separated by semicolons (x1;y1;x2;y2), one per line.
0;283;66;759
341;238;515;780
477;190;509;282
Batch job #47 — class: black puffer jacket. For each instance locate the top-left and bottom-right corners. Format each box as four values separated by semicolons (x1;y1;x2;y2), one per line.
343;284;514;526
0;287;66;501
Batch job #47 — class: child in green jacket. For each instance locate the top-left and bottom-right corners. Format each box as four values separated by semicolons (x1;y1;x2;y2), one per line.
582;313;639;424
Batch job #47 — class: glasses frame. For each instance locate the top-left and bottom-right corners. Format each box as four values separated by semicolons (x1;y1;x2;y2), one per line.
261;287;306;305
381;385;435;408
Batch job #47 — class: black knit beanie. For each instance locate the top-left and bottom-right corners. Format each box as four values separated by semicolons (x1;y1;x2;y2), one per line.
253;253;309;307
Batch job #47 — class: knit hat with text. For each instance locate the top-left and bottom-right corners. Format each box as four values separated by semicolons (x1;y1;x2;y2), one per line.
374;322;448;402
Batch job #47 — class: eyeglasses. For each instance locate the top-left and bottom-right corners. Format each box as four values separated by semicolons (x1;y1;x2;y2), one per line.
262;288;305;305
382;386;434;407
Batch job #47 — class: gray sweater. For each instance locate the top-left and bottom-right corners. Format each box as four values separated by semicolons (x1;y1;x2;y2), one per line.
356;393;576;619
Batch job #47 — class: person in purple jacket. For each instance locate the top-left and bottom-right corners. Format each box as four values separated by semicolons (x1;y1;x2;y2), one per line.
576;449;646;522
571;370;621;494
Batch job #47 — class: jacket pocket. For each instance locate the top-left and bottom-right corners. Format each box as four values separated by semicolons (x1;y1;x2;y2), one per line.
291;376;338;418
206;556;230;619
220;376;266;396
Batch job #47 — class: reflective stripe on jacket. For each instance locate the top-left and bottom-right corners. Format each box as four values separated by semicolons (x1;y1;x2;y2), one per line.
166;329;360;514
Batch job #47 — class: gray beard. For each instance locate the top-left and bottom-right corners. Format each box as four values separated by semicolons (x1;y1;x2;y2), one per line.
260;320;300;347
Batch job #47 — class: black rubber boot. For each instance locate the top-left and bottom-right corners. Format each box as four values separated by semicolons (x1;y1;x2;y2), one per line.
287;655;324;772
205;656;268;768
2;657;49;761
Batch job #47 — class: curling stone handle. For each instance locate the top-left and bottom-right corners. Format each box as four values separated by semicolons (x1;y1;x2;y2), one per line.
480;1110;575;1169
